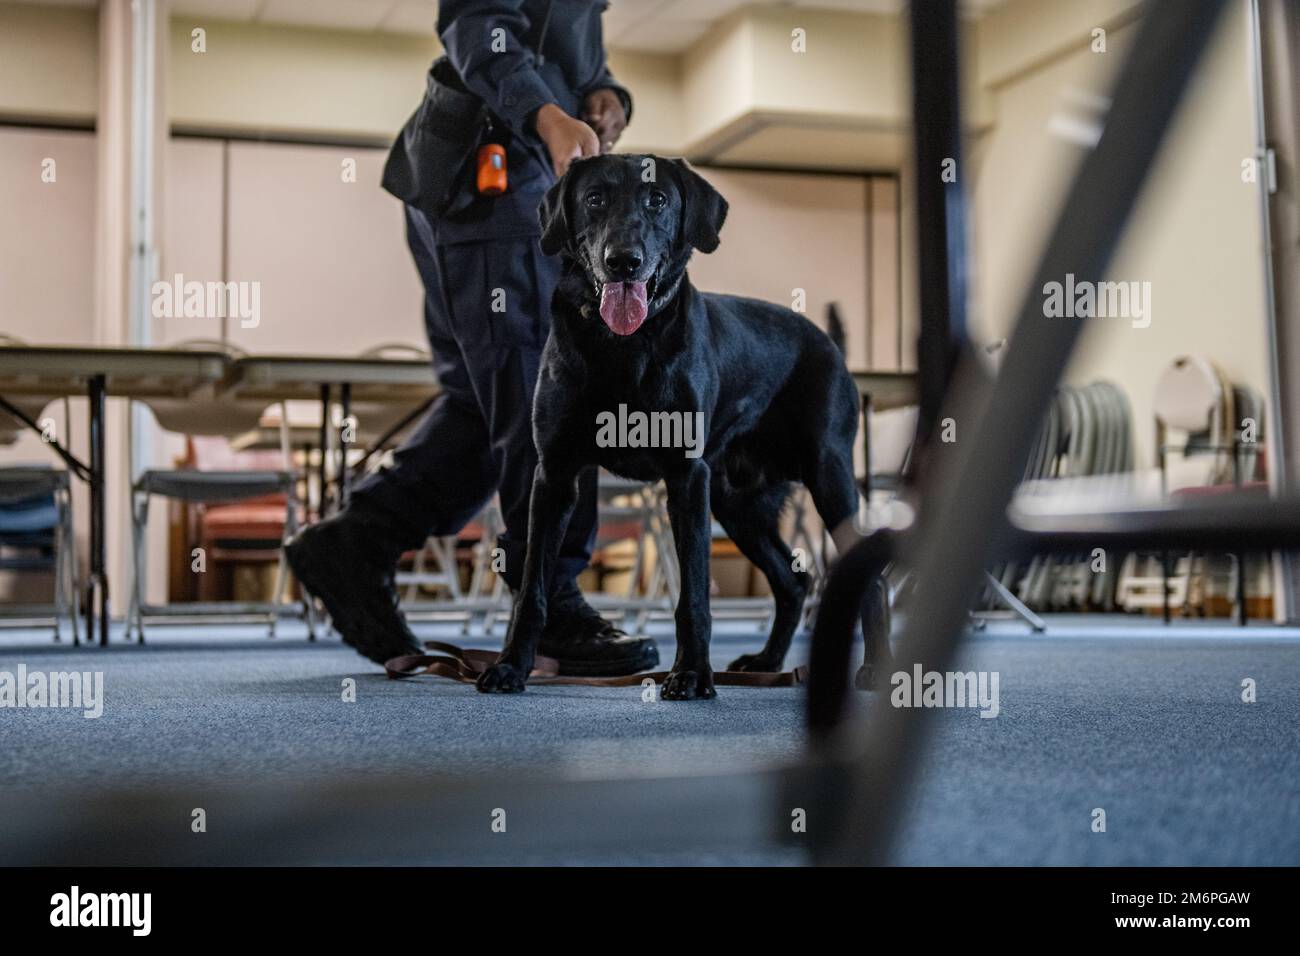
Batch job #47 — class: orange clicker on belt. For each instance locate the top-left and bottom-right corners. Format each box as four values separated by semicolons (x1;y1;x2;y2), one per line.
476;143;507;196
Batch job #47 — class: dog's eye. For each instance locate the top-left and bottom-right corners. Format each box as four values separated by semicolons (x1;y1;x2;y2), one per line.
584;190;606;209
645;189;667;210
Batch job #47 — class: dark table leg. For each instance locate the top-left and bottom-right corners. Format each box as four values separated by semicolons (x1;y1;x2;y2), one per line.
1232;435;1247;626
339;382;352;508
86;374;109;647
1236;552;1248;625
1162;550;1172;624
318;384;331;519
860;392;873;498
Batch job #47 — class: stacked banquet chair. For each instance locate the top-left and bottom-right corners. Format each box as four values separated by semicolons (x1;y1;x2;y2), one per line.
586;474;678;633
399;500;506;633
826;402;918;631
1115;356;1267;623
127;341;312;640
858;393;1050;631
457;501;509;632
983;380;1134;613
0;335;79;642
595;472;841;634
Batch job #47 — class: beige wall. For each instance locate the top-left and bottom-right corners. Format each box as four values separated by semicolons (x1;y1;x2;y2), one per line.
687;168;890;373
0;2;914;169
681;11;756;153
0;127;98;344
0;1;914;161
748;7;906;128
607;50;683;155
163;17;692;157
970;0;1270;469
0;2;98;124
976;0;1142;89
167;17;436;140
159;138;226;346
222;141;424;355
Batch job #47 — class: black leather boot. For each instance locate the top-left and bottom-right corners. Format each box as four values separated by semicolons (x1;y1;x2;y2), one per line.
540;581;659;676
285;508;421;665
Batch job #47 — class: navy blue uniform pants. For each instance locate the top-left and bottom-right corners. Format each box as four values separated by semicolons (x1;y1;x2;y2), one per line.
351;205;597;593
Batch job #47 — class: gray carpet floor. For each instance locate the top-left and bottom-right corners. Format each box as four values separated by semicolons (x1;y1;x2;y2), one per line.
1;616;1297;865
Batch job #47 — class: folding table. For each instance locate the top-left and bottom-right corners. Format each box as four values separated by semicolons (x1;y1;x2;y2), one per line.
0;345;228;645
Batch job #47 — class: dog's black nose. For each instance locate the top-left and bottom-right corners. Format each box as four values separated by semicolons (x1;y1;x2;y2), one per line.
604;247;643;277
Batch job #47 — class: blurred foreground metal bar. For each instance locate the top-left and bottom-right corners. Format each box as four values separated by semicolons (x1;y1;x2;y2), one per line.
1005;494;1300;555
807;0;1230;864
1256;0;1300;618
0;769;807;865
909;0;968;453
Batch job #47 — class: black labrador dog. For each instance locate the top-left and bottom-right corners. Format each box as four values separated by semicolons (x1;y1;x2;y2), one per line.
476;154;887;699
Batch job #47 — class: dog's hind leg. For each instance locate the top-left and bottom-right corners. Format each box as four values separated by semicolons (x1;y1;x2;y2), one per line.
804;449;893;687
712;481;809;672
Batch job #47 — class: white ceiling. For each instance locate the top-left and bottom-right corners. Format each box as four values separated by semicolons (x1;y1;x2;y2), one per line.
16;0;1006;52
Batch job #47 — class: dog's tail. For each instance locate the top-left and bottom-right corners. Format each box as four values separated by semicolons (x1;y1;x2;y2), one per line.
826;302;847;356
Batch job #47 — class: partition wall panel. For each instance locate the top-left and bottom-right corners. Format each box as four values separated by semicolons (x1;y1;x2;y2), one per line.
0;127;96;345
161;140;902;370
223;141;425;356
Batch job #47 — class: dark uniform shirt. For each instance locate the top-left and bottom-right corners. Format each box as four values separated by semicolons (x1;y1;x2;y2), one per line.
387;0;632;244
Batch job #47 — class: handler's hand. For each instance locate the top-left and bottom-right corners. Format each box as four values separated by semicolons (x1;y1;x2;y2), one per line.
533;102;600;177
582;88;627;154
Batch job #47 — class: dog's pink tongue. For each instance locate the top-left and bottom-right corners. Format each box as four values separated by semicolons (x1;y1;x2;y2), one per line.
599;281;649;336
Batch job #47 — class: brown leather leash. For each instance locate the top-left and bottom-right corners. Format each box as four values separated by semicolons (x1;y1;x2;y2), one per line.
385;640;807;687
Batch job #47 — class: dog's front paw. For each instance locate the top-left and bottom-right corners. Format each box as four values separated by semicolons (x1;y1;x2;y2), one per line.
660;668;716;700
476;662;528;694
727;652;781;673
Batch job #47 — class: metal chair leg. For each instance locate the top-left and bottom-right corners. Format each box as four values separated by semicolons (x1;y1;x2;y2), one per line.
983;570;1047;632
128;488;149;644
52;491;68;643
267;485;301;640
64;488;81;646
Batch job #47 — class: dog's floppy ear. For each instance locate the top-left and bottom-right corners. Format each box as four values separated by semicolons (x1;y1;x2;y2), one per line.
669;158;728;254
538;171;573;256
539;156;599;256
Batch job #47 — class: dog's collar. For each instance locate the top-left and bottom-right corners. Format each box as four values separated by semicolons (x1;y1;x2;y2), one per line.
647;272;685;316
